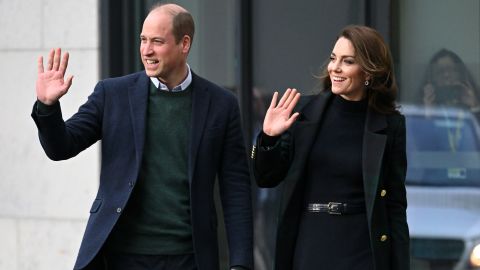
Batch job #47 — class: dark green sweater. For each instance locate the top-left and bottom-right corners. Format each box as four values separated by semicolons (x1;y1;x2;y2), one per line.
107;82;193;254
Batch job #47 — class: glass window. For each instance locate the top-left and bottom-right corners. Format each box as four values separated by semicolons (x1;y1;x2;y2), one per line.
393;1;480;269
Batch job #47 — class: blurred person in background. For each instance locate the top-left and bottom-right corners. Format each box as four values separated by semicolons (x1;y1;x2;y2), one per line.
418;49;480;117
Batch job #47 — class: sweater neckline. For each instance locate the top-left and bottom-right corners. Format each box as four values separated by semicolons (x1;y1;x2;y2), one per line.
332;94;368;114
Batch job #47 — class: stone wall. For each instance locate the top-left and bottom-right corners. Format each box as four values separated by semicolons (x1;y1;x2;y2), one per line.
0;1;100;269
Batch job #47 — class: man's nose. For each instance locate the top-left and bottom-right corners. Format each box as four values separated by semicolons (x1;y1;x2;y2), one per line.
141;43;153;55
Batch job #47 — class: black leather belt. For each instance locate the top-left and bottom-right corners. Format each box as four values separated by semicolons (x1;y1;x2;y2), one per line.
307;202;365;215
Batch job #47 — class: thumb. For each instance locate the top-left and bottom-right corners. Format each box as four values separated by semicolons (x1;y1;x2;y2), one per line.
58;75;74;98
286;112;300;127
64;75;74;91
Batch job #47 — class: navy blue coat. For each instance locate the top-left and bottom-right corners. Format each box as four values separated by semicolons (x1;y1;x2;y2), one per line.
32;71;253;270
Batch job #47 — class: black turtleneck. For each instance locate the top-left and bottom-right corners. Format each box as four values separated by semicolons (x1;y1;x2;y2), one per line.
303;94;368;204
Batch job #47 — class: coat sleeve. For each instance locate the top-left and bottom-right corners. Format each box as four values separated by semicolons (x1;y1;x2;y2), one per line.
217;99;254;269
31;81;105;161
252;130;294;188
387;115;410;270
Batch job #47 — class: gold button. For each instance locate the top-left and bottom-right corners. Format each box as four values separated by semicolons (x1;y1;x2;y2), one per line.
380;235;388;242
251;145;256;159
380;189;387;197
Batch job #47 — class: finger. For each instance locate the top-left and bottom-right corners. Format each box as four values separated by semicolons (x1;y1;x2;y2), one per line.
277;88;292;108
283;88;298;109
46;48;55;71
59;51;69;75
52;48;61;71
286;112;300;127
37;56;44;73
286;92;301;112
269;91;278;109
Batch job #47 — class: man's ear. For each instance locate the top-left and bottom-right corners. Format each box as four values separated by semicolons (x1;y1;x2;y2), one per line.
182;35;191;54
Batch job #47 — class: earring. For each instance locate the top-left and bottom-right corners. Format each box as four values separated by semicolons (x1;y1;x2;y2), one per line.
364;80;370;86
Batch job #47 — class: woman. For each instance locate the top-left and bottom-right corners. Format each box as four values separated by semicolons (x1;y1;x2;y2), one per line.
252;25;409;270
419;49;480;115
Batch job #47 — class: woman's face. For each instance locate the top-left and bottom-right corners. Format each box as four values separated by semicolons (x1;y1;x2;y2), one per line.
432;56;461;87
328;37;369;101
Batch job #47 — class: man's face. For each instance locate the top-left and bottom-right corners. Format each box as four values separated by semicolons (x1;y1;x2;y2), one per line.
140;10;188;82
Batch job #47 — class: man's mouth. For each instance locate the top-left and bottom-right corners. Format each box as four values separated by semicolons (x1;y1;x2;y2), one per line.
146;59;159;64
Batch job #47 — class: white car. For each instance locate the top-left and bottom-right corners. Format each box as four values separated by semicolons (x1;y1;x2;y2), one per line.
402;104;480;270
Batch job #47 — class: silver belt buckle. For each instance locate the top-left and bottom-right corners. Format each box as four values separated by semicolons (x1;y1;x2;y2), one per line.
327;202;343;215
308;203;322;212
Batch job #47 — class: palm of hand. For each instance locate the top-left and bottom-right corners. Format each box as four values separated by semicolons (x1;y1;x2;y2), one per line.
263;106;295;136
262;88;301;136
37;70;69;104
36;48;73;105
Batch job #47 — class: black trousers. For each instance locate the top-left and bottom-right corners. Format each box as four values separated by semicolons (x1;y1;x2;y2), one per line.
103;252;197;270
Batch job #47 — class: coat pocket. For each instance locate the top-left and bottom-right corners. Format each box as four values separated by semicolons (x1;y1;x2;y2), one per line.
89;199;103;213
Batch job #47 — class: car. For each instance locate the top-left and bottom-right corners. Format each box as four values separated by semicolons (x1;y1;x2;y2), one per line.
402;104;480;270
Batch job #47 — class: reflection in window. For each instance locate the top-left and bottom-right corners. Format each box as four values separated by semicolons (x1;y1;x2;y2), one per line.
393;0;480;269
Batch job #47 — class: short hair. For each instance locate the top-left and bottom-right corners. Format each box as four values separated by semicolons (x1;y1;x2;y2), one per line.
321;25;398;114
149;3;195;45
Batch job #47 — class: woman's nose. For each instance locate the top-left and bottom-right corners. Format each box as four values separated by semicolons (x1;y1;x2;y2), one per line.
332;62;341;72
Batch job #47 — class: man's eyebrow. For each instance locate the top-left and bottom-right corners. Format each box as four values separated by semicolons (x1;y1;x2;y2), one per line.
139;35;166;42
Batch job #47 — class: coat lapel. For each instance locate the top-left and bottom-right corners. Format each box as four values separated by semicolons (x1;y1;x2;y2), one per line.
292;92;332;169
127;72;149;169
188;73;211;183
362;109;387;222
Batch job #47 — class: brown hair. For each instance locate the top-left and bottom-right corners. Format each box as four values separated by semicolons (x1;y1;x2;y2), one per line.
149;3;195;46
321;25;398;114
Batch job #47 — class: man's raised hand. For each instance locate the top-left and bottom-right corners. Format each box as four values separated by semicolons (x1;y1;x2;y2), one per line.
36;48;73;105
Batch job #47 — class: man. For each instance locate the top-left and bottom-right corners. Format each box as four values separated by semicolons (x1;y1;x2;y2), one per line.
32;3;252;270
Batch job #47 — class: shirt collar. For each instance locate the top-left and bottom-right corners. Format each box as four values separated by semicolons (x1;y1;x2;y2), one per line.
150;64;192;92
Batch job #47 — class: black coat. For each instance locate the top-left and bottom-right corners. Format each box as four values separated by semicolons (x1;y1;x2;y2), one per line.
252;91;409;270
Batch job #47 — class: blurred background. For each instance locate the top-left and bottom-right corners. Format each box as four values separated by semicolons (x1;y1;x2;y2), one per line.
0;0;478;269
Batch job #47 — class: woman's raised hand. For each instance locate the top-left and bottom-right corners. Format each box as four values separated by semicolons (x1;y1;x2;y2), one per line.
263;88;301;136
